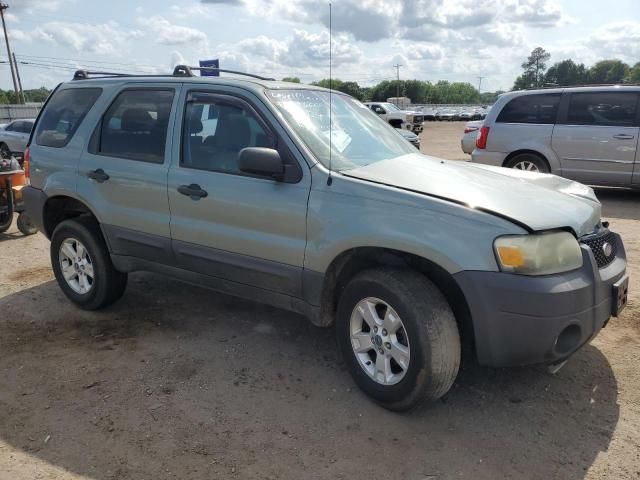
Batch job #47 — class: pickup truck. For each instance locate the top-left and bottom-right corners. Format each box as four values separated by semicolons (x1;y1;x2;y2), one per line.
364;102;425;133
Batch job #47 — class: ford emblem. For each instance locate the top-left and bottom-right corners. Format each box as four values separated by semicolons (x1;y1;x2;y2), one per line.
602;242;613;257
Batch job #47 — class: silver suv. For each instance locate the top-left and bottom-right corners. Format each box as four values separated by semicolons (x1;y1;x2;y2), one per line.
23;67;628;411
472;86;640;187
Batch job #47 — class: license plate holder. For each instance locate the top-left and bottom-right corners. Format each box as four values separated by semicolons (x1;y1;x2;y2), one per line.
612;275;629;317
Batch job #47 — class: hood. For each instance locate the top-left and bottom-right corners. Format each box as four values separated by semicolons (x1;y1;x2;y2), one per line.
343;154;601;237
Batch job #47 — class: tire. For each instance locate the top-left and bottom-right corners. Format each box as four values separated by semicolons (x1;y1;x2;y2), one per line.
0;143;10;159
50;217;128;310
17;212;38;235
0;212;12;233
505;153;549;173
336;267;461;411
0;187;12;233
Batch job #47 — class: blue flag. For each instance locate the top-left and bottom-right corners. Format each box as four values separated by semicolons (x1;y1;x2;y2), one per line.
199;59;220;76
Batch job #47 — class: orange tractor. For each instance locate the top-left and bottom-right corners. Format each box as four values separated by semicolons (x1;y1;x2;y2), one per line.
0;155;37;235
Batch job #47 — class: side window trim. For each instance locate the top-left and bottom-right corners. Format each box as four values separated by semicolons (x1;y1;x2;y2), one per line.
90;86;176;164
179;89;302;183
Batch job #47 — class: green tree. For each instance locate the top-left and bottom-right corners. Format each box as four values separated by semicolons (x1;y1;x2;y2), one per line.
625;62;640;84
515;47;550;89
588;59;630;84
281;77;301;83
544;59;587;86
480;91;505;104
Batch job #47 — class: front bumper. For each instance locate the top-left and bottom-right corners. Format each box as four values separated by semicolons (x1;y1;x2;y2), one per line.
454;233;627;367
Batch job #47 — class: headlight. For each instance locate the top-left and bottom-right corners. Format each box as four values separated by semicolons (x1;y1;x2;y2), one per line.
406;115;414;123
494;231;583;275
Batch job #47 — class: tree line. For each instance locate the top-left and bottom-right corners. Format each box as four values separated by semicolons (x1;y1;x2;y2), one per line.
513;47;640;89
0;87;50;104
2;51;637;106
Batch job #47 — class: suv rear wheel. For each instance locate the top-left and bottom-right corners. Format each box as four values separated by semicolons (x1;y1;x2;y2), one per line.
505;153;549;173
51;217;127;310
336;268;461;411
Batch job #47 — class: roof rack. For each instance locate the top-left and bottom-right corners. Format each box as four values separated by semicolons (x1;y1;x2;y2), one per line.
73;70;133;80
172;65;275;81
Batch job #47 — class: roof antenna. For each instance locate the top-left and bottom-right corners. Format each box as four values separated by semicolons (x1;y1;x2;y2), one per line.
327;1;333;186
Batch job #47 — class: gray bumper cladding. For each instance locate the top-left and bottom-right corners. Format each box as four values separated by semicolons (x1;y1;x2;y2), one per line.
22;186;48;236
454;234;627;367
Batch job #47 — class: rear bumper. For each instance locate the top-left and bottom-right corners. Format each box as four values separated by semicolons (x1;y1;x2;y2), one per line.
471;150;506;167
454;234;627;367
22;185;48;236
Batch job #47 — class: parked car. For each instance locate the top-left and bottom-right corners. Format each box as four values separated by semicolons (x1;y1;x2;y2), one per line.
364;102;425;132
472;86;640;187
396;127;421;149
437;109;458;121
24;68;628;411
461;120;482;154
0;118;35;158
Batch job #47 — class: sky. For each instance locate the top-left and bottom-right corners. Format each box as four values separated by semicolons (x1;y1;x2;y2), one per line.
2;0;639;93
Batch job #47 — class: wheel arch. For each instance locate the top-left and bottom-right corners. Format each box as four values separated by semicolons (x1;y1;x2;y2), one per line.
503;149;552;172
43;195;101;239
315;246;475;351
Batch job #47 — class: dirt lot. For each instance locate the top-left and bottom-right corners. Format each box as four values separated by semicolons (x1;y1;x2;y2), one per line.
1;121;639;479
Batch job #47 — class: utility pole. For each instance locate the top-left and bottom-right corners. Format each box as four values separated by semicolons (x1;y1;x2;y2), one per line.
12;52;24;103
477;76;485;94
393;63;402;98
0;3;19;104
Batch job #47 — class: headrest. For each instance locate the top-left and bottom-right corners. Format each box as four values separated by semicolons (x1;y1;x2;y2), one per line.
216;114;251;150
121;108;153;132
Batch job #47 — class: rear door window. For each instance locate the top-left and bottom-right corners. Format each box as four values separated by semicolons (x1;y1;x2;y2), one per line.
98;89;175;163
35;88;102;148
496;93;560;124
565;92;638;127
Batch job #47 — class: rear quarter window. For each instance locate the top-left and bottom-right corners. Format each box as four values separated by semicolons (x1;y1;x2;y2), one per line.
35;88;102;148
496;93;560;124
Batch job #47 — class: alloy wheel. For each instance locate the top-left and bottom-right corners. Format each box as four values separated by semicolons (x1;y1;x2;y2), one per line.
349;297;411;385
59;237;95;294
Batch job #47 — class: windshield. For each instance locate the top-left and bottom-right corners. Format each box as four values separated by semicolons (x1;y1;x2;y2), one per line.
381;102;400;112
266;90;416;171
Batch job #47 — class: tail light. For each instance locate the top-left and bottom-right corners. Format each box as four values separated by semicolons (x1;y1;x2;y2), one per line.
476;126;490;149
23;147;30;180
464;126;479;134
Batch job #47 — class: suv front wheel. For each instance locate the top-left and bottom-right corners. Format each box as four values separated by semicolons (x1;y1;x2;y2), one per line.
51;218;127;310
336;268;461;411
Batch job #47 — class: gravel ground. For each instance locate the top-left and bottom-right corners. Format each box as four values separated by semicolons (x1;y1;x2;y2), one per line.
0;122;639;479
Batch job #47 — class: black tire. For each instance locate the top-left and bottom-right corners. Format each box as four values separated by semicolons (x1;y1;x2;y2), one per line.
505;153;549;173
50;217;127;310
336;268;461;411
0;212;12;233
0;186;12;233
17;212;38;235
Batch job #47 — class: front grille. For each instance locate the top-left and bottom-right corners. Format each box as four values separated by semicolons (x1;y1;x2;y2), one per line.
581;231;617;268
413;116;424;124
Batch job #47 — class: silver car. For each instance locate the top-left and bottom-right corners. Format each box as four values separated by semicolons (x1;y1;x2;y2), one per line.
0;118;35;158
472;87;640;186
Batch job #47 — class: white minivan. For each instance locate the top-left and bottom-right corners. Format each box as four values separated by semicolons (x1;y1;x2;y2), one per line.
472;86;640;187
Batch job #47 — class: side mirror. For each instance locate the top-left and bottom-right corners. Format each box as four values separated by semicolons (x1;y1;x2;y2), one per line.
238;147;284;181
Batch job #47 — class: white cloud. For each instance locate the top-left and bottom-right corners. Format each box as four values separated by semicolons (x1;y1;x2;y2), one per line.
144;16;208;46
32;21;144;55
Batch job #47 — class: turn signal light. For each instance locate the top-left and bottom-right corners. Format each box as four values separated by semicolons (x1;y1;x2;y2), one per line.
476;126;490;149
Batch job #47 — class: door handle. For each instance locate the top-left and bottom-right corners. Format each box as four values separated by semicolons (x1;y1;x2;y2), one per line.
178;184;208;200
87;168;109;183
613;134;634;140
